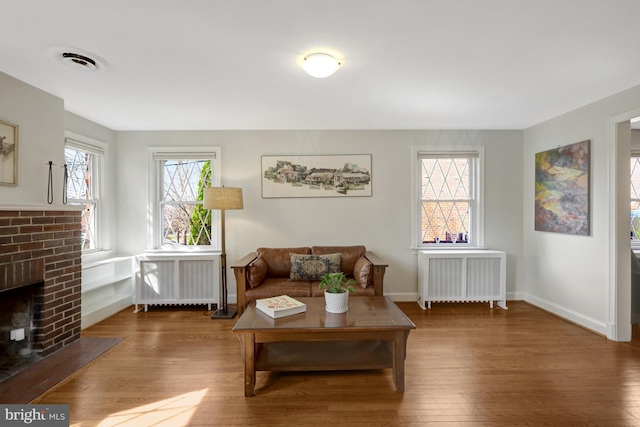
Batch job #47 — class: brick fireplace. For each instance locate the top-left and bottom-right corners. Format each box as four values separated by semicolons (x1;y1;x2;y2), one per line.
0;209;82;361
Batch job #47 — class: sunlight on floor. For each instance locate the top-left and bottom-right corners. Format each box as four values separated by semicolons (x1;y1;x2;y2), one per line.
89;388;208;427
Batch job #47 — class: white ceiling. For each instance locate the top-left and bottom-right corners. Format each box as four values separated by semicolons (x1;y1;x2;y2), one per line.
1;0;640;131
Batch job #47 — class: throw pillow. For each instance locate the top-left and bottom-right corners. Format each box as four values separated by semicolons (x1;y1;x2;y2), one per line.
353;256;372;289
290;253;342;281
247;256;267;289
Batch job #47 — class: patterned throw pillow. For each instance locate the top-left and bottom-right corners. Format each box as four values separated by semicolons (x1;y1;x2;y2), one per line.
290;253;342;281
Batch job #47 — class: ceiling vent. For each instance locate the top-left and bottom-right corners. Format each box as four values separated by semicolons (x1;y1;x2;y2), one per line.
48;46;106;72
61;52;97;71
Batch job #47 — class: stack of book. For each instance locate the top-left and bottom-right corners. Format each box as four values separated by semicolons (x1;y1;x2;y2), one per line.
255;295;306;318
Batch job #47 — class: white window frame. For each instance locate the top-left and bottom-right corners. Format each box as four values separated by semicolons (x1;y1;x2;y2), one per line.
64;131;106;254
631;151;640;249
411;145;485;250
148;146;221;252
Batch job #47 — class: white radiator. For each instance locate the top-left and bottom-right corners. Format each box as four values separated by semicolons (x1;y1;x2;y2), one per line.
417;250;506;309
134;253;220;312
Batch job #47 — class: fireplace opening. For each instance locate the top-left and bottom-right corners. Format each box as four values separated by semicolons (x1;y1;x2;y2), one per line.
0;282;43;380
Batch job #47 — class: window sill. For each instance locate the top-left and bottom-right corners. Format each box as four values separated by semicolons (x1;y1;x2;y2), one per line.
144;247;222;256
411;246;488;254
81;250;116;265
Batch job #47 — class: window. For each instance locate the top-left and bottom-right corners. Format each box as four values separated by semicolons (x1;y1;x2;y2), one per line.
65;136;104;251
150;148;220;250
631;154;640;245
413;147;484;248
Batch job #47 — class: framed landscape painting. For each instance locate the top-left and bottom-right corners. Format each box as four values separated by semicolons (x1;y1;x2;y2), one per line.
262;154;372;198
534;140;590;235
0;120;18;186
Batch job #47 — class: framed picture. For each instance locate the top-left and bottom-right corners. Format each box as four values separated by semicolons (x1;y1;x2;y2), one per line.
262;154;372;198
534;140;590;235
0;120;18;186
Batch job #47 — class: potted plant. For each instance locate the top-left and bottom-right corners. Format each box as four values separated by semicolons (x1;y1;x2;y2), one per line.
319;272;356;313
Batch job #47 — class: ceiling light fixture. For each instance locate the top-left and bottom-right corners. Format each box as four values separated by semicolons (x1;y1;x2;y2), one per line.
302;53;341;78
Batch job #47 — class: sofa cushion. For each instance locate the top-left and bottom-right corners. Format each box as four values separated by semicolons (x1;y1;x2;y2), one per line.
290;253;342;281
245;278;312;304
353;255;372;289
256;247;311;278
311;245;366;273
247;256;267;289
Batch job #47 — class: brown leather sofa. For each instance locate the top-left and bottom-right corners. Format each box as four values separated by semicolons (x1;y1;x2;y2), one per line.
232;245;387;316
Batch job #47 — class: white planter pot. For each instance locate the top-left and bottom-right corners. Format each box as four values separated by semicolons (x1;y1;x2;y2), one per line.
324;290;349;314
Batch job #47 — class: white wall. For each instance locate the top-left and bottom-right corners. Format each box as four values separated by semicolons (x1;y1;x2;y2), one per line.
0;72;65;206
523;84;640;337
115;129;523;301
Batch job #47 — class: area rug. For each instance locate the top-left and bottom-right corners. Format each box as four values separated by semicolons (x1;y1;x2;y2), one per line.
0;337;122;403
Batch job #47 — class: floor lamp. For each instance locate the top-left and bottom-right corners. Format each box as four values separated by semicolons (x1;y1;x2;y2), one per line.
203;186;243;319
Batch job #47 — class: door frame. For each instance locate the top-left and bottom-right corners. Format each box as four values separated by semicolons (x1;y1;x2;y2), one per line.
609;108;640;341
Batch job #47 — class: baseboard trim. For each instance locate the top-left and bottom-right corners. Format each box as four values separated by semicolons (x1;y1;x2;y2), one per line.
523;292;608;336
382;292;418;302
229;292;420;304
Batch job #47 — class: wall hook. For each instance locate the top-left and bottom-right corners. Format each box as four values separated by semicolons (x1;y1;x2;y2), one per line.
47;161;53;204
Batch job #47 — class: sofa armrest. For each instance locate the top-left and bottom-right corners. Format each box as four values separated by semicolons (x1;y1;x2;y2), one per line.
231;252;258;316
364;251;388;296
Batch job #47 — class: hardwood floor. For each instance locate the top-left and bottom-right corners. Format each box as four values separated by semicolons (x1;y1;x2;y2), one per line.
33;301;640;426
0;337;121;403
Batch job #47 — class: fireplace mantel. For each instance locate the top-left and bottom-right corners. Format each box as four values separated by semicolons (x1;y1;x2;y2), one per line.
0;205;84;212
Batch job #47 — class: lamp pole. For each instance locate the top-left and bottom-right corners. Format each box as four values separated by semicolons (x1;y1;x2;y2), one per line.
212;207;236;319
204;186;242;320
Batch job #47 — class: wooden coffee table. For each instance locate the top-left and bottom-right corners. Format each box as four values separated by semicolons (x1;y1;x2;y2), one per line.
232;296;416;396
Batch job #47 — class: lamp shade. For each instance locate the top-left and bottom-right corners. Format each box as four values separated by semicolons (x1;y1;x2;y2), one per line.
302;53;340;78
203;187;243;210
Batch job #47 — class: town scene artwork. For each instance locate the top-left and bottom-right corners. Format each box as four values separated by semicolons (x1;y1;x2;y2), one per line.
262;154;372;198
534;140;590;235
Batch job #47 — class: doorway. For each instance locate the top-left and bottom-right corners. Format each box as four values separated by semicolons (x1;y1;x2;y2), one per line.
611;110;640;341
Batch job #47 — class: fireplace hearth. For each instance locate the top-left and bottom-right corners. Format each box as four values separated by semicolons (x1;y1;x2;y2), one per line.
0;209;82;379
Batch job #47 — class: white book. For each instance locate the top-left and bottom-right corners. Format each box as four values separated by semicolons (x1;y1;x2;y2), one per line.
255;295;307;318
